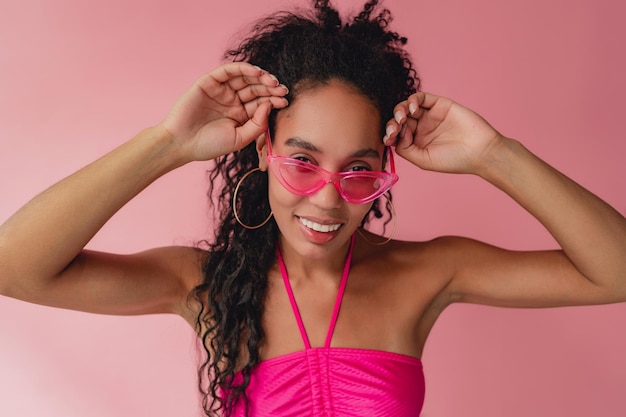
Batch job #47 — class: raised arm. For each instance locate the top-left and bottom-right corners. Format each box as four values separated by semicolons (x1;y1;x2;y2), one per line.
0;63;288;317
385;92;626;307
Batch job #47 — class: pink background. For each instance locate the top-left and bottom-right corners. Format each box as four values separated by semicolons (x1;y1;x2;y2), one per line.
1;0;625;415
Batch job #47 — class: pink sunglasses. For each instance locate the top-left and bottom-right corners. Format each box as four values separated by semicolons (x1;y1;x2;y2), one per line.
265;130;398;204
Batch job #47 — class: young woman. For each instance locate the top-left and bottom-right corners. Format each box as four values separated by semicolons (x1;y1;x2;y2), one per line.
1;1;625;416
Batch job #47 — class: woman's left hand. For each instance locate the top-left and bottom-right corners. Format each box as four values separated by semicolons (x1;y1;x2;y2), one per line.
384;92;505;176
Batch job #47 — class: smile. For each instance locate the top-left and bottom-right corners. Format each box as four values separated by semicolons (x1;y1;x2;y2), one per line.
298;217;342;233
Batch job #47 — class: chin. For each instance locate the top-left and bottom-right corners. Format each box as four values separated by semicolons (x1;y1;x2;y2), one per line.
279;221;353;259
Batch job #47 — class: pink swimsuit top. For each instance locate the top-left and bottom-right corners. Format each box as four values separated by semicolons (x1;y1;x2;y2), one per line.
228;236;425;416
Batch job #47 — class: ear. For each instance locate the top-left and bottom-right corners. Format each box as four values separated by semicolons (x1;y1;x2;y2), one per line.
256;132;268;171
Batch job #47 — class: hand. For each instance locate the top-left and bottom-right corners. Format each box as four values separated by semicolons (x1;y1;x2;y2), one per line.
383;92;505;175
160;62;289;162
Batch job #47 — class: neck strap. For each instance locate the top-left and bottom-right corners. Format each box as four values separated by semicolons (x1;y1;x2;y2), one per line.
276;235;355;349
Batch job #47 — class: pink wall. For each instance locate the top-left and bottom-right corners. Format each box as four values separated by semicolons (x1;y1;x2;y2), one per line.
1;0;624;416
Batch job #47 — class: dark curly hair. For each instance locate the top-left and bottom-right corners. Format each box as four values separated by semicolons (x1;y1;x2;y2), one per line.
191;1;419;415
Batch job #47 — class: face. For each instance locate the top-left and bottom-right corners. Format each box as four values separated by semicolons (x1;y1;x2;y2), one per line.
257;80;385;260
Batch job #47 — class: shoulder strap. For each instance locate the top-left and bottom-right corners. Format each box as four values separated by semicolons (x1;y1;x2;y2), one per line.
276;235;355;350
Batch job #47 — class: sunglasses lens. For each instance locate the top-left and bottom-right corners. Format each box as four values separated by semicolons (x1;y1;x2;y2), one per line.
340;176;384;202
278;162;323;194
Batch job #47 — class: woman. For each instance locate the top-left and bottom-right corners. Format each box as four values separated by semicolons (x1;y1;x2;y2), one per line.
1;1;625;416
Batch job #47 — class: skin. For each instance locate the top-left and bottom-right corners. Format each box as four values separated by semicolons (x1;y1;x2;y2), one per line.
0;62;625;365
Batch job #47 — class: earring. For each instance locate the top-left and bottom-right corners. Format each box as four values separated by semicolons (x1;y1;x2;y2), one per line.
233;168;273;230
357;193;397;245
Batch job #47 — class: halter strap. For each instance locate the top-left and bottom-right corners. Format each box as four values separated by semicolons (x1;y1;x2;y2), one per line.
277;235;355;349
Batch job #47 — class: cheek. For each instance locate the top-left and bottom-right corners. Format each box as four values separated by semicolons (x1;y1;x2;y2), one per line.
267;178;300;214
350;203;374;225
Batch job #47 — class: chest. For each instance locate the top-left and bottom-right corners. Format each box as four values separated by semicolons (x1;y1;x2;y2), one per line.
259;267;436;361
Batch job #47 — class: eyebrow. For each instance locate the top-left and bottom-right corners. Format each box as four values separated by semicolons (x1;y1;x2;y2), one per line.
284;137;381;159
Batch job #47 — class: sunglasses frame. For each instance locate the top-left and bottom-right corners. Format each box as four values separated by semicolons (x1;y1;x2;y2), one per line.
264;130;398;204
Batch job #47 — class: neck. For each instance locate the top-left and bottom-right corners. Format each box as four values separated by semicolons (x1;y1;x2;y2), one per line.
276;234;354;284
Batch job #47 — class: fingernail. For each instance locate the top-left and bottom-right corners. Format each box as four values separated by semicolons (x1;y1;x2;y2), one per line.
409;103;417;114
269;74;279;86
394;111;403;124
253;65;264;73
382;134;390;145
280;84;289;93
386;125;395;136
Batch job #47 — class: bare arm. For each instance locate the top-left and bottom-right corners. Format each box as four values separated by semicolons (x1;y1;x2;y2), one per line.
386;92;626;307
0;62;288;316
0;126;186;292
453;137;626;305
0;127;200;316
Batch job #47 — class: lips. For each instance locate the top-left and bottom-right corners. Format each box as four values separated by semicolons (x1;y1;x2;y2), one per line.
298;216;342;233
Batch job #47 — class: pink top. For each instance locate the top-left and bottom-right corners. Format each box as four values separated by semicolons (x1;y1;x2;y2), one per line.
228;236;425;416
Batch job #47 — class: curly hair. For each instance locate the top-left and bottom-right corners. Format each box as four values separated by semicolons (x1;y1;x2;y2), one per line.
191;1;419;415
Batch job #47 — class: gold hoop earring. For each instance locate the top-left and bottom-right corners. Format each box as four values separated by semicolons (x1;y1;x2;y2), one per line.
357;194;397;245
233;168;273;230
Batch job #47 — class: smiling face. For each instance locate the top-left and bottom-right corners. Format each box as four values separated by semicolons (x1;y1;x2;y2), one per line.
258;79;385;260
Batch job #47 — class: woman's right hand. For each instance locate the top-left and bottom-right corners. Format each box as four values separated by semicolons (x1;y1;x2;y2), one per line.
160;62;289;162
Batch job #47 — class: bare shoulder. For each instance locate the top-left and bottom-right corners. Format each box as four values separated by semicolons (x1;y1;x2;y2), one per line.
352;233;519;309
370;234;515;301
354;232;464;273
350;233;473;354
353;232;464;304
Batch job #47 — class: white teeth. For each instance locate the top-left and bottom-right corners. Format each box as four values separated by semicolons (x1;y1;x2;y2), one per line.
299;217;341;233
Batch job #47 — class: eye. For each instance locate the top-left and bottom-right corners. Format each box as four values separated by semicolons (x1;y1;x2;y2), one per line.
290;154;317;165
346;163;373;172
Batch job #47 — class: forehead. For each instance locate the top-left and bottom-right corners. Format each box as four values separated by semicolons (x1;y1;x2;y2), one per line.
274;80;383;153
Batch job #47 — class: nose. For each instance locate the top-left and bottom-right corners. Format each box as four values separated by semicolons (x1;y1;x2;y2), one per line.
308;180;343;209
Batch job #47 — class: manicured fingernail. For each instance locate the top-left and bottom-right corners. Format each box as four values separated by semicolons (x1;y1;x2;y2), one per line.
382;134;390;144
269;74;279;86
386;125;395;136
394;111;403;124
409;103;417;114
280;84;289;93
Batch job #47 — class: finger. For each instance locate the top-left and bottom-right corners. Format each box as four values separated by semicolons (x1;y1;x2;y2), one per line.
235;83;289;104
243;96;289;119
402;92;427;120
382;119;401;145
418;91;444;110
226;68;284;94
255;70;282;88
394;144;434;172
386;95;425;146
234;101;272;150
226;73;284;93
392;101;410;125
405;91;447;121
209;62;267;84
383;99;415;145
406;93;424;117
200;63;283;99
395;117;418;150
